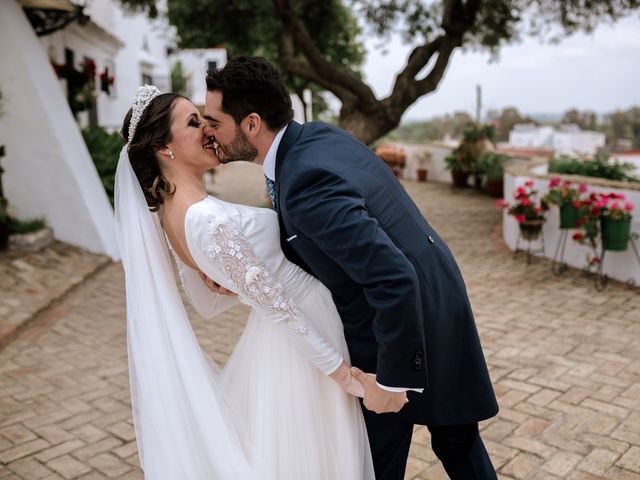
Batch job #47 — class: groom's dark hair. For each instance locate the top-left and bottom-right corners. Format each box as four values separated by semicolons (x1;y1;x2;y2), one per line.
206;56;294;131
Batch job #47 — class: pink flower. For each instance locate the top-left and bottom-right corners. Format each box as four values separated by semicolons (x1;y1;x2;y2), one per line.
496;199;508;208
611;202;620;211
563;180;572;188
520;198;532;207
534;207;542;214
594;200;608;209
514;214;526;224
572;232;584;241
515;187;526;197
524;180;534;188
625;202;634;212
578;184;588;194
616;193;626;201
549;177;561;188
572;200;580;208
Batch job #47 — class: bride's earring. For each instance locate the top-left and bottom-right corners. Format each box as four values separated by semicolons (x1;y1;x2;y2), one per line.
169;150;175;160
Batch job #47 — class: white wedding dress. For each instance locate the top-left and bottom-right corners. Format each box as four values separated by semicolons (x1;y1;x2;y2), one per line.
172;195;375;480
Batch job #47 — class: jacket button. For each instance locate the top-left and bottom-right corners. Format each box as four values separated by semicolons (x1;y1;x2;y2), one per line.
428;235;434;244
414;351;423;370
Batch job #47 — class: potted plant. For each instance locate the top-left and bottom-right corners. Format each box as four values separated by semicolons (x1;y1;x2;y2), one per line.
459;123;495;188
375;144;406;178
416;151;430;182
543;177;589;229
478;152;508;197
497;180;549;240
595;193;634;251
445;153;469;187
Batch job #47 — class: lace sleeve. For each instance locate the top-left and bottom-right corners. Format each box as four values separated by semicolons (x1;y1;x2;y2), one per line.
167;241;239;319
205;218;309;335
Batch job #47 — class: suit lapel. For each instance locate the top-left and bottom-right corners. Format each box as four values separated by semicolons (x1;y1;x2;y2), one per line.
274;120;303;213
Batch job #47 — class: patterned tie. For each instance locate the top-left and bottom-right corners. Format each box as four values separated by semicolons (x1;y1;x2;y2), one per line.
265;175;277;210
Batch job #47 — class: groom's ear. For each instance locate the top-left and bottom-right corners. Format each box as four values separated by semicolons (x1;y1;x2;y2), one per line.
242;113;262;138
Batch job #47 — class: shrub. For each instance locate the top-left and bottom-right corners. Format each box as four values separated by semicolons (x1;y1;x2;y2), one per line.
82;126;123;205
548;155;639;182
9;217;46;234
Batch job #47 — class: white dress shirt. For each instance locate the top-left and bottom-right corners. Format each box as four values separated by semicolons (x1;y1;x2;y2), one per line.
263;126;423;395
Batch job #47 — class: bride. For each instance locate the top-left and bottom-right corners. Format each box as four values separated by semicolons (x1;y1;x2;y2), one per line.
114;85;375;479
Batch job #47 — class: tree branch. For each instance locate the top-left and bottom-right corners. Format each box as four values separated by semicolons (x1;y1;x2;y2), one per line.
277;29;356;103
386;0;482;112
272;0;378;107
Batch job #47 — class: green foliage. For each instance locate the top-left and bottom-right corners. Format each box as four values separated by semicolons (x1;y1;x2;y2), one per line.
478;152;508;181
561;109;598;130
601;107;640;149
82;126;124;206
384;112;474;143
9;217;46;235
486;107;538;142
160;0;364;119
451;123;496;173
0;196;7;223
548;155;639;183
462;123;495;143
171;61;190;97
444;153;462;172
117;0;640;143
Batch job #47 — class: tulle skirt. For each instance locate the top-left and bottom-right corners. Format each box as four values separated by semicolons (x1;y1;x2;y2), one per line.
221;282;375;480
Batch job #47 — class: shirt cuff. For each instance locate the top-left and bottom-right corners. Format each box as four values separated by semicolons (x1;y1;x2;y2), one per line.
377;382;424;394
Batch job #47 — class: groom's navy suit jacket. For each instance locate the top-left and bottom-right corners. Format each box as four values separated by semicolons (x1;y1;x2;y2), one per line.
275;121;498;425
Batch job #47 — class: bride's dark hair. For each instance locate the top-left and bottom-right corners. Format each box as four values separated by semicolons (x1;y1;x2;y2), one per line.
121;93;184;212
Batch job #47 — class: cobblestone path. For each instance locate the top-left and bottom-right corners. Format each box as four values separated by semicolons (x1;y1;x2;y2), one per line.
1;181;639;479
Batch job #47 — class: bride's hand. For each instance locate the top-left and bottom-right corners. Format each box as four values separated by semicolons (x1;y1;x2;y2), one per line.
329;361;365;398
198;270;236;296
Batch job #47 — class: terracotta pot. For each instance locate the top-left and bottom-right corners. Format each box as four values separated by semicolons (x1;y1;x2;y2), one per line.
417;168;428;182
519;219;544;241
451;171;469;188
484;179;503;198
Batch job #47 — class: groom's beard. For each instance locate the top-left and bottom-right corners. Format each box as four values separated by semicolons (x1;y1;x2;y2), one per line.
217;128;258;164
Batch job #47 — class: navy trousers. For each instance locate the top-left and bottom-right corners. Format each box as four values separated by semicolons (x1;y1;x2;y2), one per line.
361;407;497;480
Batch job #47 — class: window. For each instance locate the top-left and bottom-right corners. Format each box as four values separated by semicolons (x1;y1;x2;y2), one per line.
64;48;74;68
142;73;153;85
207;60;217;73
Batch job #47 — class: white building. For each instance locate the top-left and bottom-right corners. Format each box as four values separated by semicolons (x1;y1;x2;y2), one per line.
508;123;605;157
171;47;312;122
508;124;555;149
170;48;227;106
39;0;175;131
0;0;120;258
553;124;606;156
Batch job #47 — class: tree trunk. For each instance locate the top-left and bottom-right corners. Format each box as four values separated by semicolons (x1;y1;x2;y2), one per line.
338;103;401;145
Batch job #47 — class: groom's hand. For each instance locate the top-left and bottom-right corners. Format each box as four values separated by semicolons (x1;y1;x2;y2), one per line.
351;367;408;414
198;270;235;296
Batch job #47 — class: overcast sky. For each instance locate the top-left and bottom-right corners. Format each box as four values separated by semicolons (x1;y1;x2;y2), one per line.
360;15;640;122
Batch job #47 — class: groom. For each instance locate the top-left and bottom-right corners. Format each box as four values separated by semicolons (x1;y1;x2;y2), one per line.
203;56;499;480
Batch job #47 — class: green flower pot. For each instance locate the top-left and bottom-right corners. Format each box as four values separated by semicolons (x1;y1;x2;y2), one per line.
601;217;631;251
519;220;544;241
559;203;579;229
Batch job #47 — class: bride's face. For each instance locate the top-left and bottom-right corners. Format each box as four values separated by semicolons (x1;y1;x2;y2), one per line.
165;98;220;171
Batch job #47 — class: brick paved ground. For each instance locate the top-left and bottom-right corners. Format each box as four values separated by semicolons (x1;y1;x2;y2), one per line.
1;180;639;479
0;242;109;347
